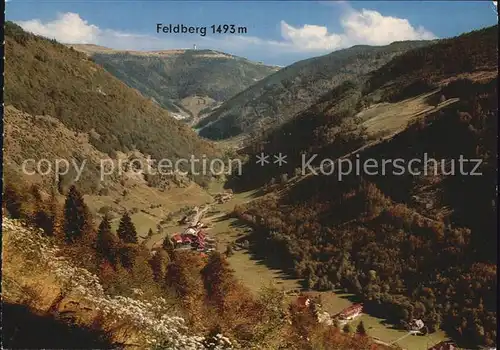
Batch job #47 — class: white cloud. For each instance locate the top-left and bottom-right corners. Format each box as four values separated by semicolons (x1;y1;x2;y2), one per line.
15;7;436;62
279;7;436;52
17;12;100;44
341;8;436;45
280;21;343;50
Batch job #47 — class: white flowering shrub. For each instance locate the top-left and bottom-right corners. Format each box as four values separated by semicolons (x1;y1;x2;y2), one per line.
2;218;234;350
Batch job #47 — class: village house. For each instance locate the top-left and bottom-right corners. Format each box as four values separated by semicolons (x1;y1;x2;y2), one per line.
408;319;425;334
337;303;363;321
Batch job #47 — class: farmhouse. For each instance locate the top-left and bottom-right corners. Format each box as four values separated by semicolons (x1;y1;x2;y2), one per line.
167;219;217;254
337;303;363;320
409;318;425;334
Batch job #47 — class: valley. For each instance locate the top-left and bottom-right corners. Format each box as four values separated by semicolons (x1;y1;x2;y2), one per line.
140;181;449;350
2;16;497;350
70;44;280;123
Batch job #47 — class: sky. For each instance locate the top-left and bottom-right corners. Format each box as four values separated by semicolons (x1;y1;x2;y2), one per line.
6;1;498;66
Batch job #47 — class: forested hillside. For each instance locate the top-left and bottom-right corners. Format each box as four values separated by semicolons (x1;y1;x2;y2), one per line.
73;45;279;117
197;40;431;140
365;25;498;101
4;22;217;164
230;25;498;191
231;25;498;348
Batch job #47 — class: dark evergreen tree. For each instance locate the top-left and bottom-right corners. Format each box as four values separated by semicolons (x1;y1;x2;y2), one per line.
162;234;175;257
117;211;138;244
356;321;367;336
118;244;137;270
63;185;92;242
147;228;154;237
96;214;117;263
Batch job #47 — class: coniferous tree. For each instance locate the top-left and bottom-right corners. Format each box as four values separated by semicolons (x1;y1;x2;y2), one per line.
63;185;92;242
356;321;367;336
117;243;139;270
96;214;117;263
162;234;175;257
117;211;138;244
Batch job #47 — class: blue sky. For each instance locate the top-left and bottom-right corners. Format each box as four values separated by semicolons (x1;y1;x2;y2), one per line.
6;1;498;66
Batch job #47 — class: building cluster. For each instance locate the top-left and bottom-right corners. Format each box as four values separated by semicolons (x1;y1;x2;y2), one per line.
170;222;217;254
293;296;468;350
294;295;363;327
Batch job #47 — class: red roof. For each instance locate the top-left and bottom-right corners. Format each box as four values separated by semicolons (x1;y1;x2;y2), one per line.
172;234;182;242
182;235;193;243
340;304;363;317
296;296;310;307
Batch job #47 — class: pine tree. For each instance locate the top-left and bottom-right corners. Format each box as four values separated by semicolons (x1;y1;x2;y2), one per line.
117;212;138;244
96;214;117;263
356;320;367;336
162;234;175;257
63;185;93;243
147;228;154;237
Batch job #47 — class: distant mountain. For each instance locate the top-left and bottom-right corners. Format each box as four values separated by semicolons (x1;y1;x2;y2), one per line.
70;44;280;120
196;40;433;140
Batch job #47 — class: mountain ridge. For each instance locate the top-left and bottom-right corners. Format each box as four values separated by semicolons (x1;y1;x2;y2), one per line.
71;44;280;119
4;21;218;190
196;40;432;140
